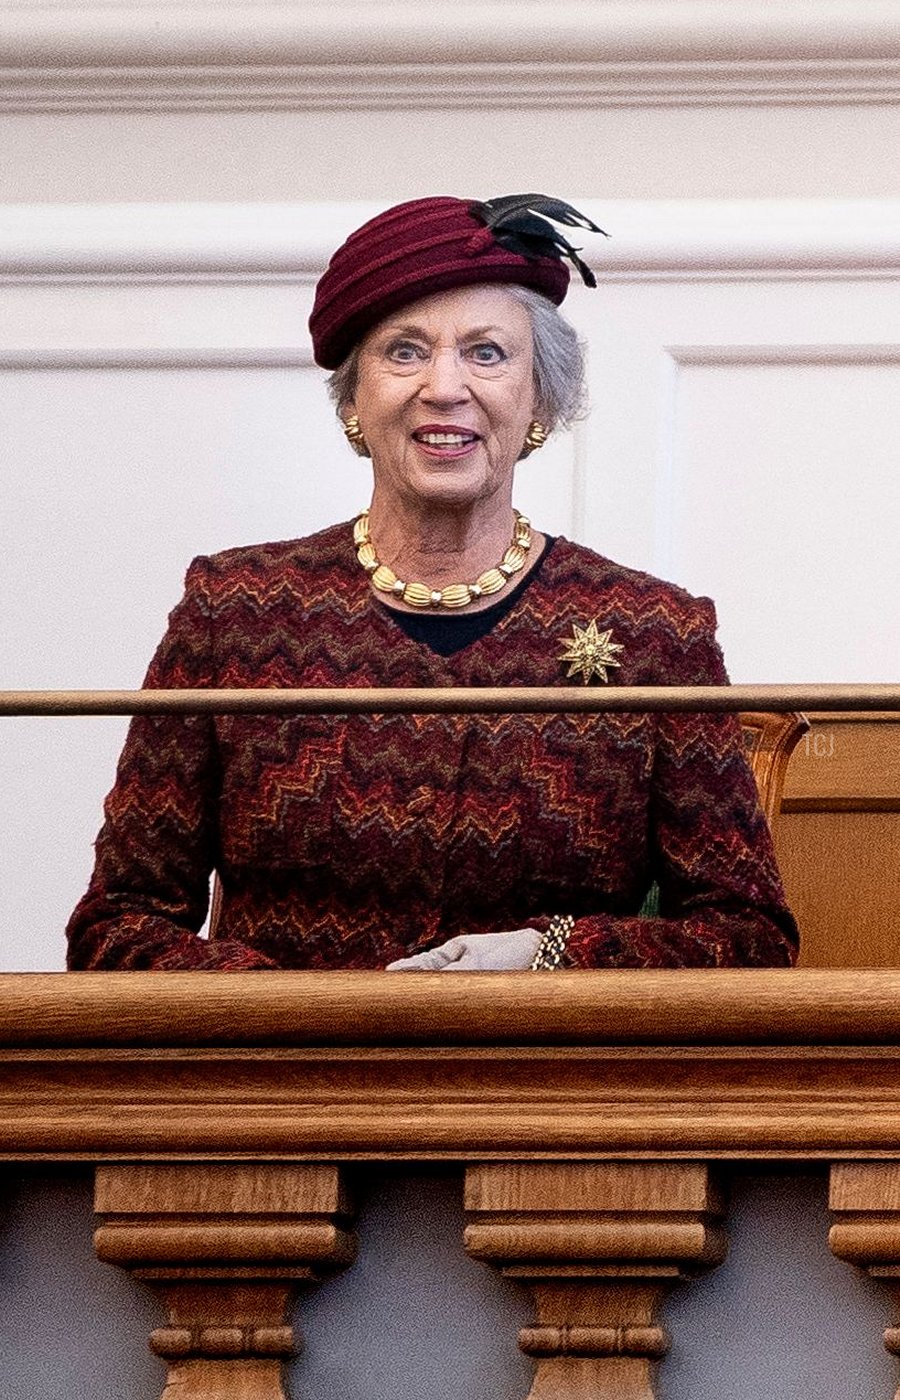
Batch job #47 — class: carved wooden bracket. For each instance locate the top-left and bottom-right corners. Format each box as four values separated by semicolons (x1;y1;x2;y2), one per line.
830;1162;900;1392
465;1161;726;1400
94;1162;356;1400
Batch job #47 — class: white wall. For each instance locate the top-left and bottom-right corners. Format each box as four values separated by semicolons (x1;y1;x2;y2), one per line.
1;1;898;963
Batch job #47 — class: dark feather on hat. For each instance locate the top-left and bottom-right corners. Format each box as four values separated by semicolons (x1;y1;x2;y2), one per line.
469;194;607;289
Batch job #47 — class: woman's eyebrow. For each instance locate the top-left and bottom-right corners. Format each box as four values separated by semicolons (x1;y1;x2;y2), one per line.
379;322;430;338
460;324;509;339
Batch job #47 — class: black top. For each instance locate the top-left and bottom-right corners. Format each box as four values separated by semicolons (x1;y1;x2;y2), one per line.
384;537;555;656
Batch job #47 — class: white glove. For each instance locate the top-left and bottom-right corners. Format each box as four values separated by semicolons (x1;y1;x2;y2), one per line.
385;928;542;972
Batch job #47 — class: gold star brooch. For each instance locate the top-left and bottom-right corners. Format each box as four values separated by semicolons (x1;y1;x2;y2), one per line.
558;619;624;685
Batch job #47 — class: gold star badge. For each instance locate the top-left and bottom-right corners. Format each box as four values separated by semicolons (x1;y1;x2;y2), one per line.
558;619;624;685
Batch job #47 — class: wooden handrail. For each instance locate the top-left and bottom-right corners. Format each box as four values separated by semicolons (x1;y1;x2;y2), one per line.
1;683;899;715
3;967;900;1047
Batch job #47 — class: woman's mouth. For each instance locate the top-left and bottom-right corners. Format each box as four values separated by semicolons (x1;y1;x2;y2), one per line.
412;427;481;456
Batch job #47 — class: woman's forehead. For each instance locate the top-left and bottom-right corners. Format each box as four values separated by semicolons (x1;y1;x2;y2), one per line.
368;285;531;340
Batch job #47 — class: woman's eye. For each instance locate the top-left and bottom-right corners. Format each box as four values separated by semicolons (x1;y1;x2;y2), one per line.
469;342;506;366
386;340;426;363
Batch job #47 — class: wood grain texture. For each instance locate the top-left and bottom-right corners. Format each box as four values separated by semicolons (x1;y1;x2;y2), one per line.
7;970;900;1046
740;710;808;829
95;1162;350;1215
783;714;900;811
465;1162;724;1399
776;714;900;967
4;977;900;1161
782;812;900;967
830;1161;900;1394
10;1044;900;1158
465;1162;721;1214
94;1163;355;1400
831;1163;900;1213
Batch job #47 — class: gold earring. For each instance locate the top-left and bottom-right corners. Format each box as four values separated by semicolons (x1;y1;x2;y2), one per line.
522;420;549;456
343;414;370;457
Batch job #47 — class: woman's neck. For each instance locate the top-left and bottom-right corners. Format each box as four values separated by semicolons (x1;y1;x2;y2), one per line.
364;491;543;614
366;493;514;583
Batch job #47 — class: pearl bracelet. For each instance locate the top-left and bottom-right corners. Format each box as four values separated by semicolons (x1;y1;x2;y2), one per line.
530;914;576;971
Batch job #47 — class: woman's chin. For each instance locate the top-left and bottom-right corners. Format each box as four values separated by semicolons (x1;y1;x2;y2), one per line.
402;476;498;514
386;454;513;514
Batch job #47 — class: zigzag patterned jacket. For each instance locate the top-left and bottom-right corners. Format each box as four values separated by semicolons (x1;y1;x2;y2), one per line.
66;523;798;970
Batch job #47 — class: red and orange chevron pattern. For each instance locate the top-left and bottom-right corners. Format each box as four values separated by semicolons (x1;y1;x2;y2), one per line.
66;523;797;971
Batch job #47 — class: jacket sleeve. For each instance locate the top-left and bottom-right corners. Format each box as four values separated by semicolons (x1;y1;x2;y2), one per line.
66;558;277;970
562;599;799;969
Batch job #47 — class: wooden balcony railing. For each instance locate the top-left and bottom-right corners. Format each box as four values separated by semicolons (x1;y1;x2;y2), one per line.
3;971;900;1400
2;683;899;716
3;683;899;1397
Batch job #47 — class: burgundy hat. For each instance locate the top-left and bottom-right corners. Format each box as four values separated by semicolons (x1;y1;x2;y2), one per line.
309;194;603;370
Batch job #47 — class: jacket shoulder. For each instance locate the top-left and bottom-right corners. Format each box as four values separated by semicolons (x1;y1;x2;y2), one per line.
183;521;354;606
548;537;717;632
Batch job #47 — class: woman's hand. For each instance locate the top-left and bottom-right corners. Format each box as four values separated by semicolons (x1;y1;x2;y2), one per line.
385;928;542;972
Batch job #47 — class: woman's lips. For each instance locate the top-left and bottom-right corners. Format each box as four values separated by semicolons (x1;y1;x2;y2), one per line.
412;426;481;458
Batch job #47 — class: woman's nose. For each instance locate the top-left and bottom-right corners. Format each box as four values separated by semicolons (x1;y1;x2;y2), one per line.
419;348;470;403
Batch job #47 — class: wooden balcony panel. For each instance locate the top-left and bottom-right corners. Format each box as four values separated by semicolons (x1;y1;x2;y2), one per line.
777;713;900;967
782;713;900;812
3;972;900;1162
0;972;898;1400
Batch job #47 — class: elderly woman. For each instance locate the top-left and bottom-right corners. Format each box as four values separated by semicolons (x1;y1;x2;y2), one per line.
66;195;797;972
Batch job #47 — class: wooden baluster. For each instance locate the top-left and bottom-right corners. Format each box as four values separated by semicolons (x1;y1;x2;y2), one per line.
94;1163;356;1400
465;1162;726;1400
830;1162;900;1396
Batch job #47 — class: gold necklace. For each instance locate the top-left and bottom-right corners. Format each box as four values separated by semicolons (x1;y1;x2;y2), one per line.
353;509;532;610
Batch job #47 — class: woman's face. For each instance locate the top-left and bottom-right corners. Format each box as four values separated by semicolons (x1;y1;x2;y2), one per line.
347;284;538;514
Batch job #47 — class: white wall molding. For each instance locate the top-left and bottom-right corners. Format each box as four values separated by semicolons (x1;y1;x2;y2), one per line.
0;347;312;370
2;2;900;111
4;200;900;287
0;202;368;283
4;60;900;114
668;343;900;365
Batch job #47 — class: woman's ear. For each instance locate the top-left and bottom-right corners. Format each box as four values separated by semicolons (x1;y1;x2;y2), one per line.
341;408;370;457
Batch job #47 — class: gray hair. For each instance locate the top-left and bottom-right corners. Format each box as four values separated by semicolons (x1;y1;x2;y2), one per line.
326;284;587;433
